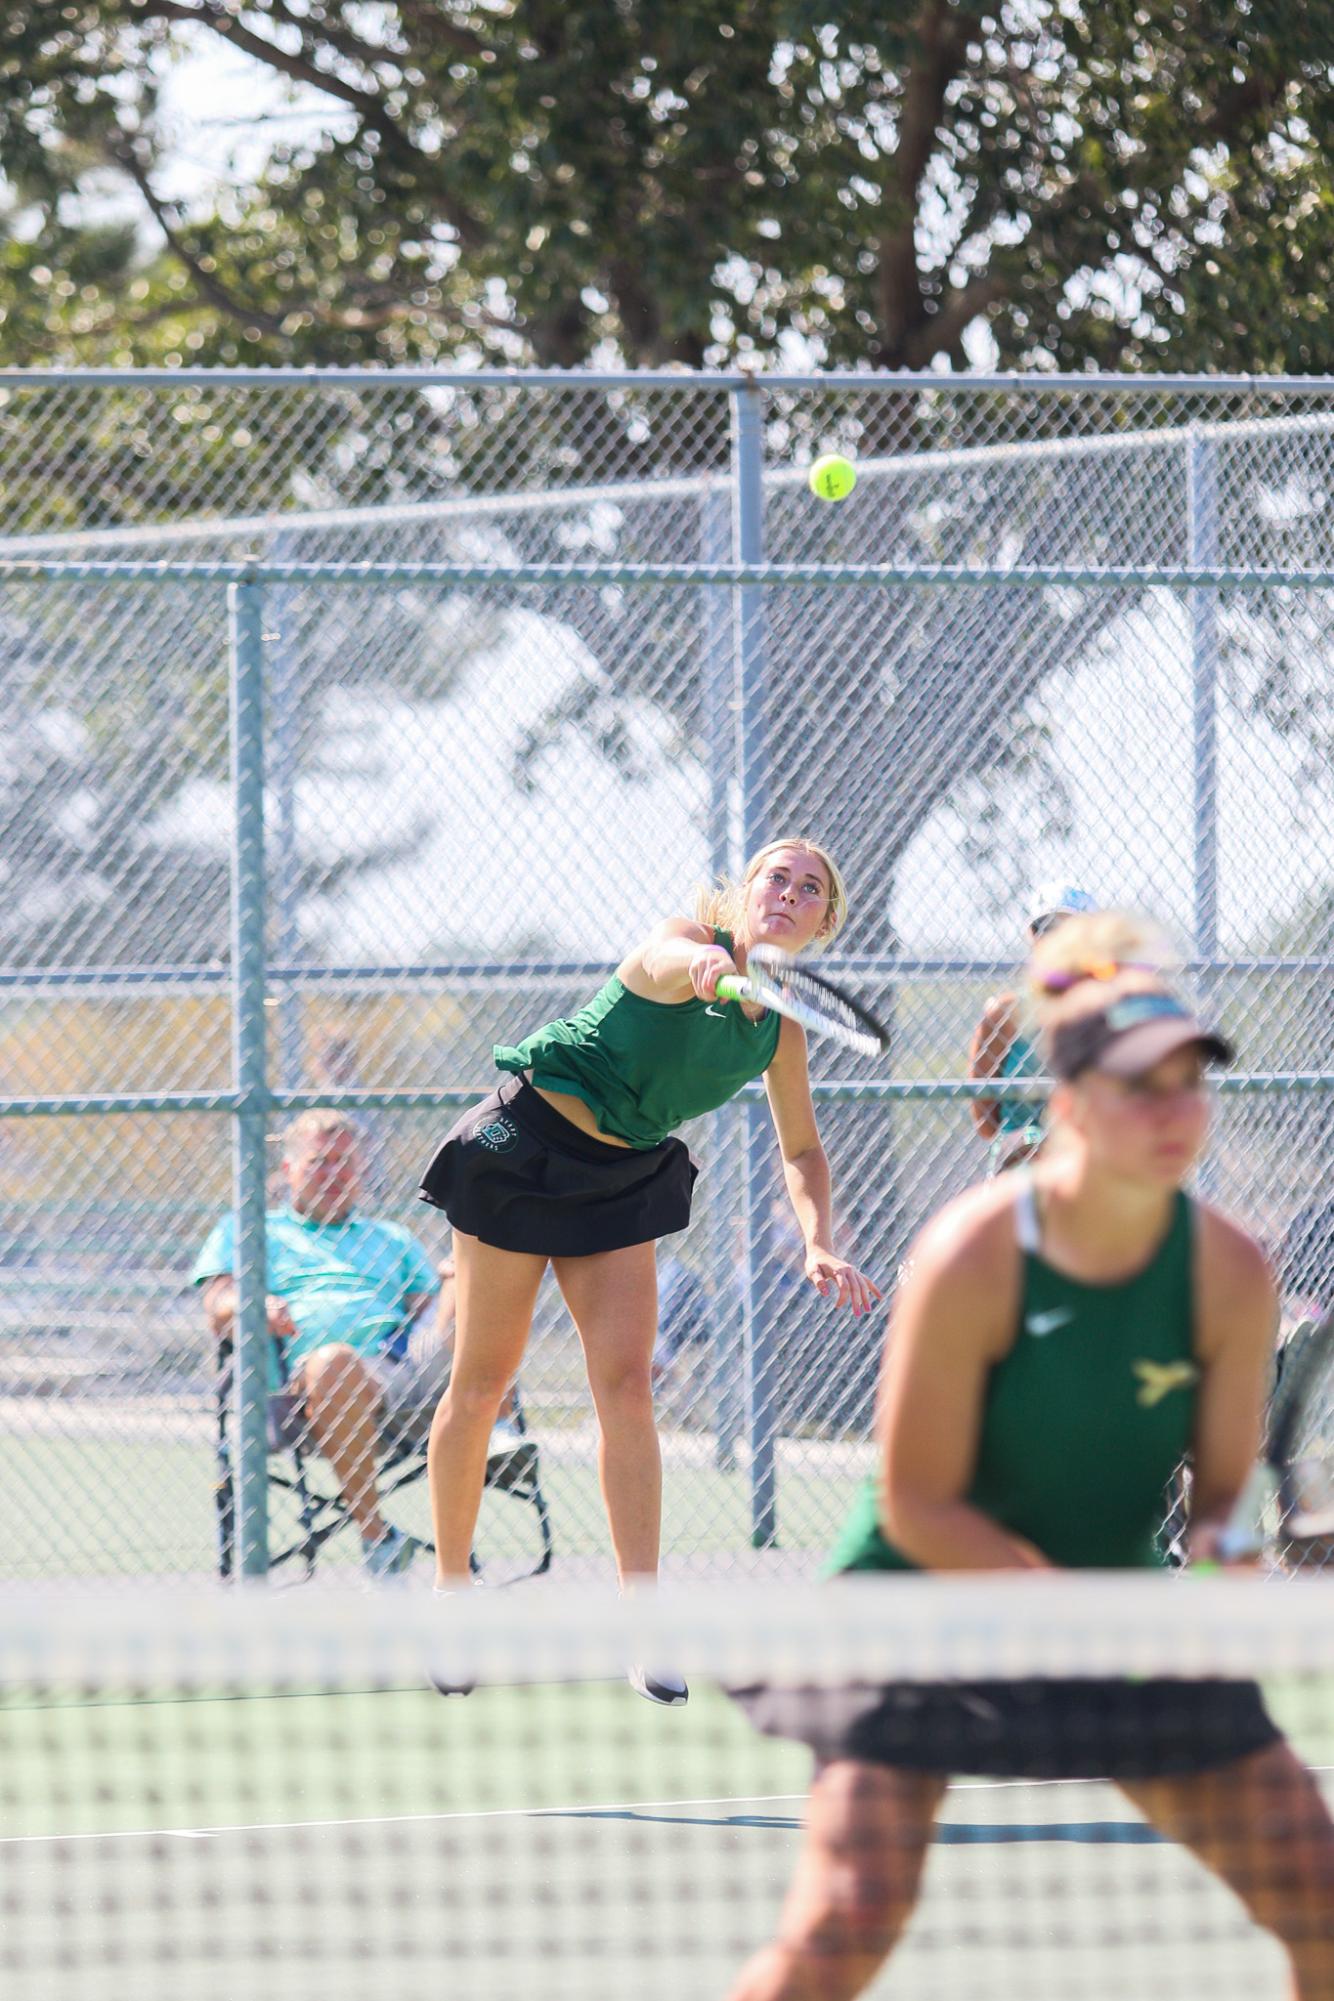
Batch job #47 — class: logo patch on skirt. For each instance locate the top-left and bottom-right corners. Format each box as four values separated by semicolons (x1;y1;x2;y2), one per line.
472;1113;520;1154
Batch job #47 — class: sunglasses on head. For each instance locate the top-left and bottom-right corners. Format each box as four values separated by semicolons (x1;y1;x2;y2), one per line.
1034;959;1158;994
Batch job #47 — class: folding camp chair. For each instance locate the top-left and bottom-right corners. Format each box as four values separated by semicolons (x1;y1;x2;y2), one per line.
215;1333;554;1584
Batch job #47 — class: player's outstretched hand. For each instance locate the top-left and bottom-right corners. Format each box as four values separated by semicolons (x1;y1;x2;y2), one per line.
805;1251;882;1317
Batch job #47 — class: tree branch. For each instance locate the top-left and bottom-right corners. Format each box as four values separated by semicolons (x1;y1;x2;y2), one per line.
107;142;522;343
896;1;981;206
877;0;982;359
901;272;1005;366
127;0;484;247
264;0;483;71
392;0;487;61
112;143;290;335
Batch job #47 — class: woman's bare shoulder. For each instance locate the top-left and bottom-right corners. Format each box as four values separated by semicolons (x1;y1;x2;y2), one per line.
910;1177;1023;1285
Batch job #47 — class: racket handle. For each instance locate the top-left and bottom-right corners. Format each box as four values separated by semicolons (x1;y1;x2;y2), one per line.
715;975;747;1004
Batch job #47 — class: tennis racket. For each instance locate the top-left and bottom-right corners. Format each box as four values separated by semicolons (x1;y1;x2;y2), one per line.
1214;1311;1334;1564
715;943;890;1058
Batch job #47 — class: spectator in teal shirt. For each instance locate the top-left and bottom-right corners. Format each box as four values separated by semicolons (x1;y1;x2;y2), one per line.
968;884;1098;1174
193;1109;446;1578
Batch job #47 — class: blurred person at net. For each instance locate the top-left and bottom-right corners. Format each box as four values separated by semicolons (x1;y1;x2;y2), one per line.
730;910;1334;2001
308;1028;394;1204
194;1110;519;1580
967;884;1098;1174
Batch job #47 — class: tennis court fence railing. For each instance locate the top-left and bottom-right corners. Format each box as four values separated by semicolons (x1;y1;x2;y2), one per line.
2;370;1334;1583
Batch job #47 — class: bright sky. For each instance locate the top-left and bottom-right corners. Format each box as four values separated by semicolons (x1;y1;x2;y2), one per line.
153;37;356;210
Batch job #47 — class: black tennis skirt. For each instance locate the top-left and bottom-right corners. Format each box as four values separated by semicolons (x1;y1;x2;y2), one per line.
419;1075;698;1256
731;1675;1281;1780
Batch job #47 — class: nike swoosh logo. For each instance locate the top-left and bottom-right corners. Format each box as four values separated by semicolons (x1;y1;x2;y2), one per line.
704;1005;726;1017
1025;1308;1074;1337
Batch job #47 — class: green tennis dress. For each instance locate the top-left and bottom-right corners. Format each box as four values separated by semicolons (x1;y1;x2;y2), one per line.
420;930;782;1254
493;929;780;1149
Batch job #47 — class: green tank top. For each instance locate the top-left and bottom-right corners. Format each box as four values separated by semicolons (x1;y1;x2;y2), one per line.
830;1181;1199;1573
493;931;781;1149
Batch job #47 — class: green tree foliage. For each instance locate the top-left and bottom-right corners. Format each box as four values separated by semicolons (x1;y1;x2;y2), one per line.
1;0;1331;373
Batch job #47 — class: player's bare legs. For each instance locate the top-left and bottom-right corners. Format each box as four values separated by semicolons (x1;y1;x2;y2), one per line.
1120;1741;1334;1999
428;1231;546;1584
553;1240;662;1581
728;1761;945;1999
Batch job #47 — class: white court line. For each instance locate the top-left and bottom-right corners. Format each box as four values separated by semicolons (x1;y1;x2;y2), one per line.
4;1768;1330;1851
0;1793;805;1849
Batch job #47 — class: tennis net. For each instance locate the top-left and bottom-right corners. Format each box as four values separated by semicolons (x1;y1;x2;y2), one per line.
3;1576;1332;2001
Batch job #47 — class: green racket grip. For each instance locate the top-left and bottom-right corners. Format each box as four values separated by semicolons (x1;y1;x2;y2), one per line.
714;974;751;1004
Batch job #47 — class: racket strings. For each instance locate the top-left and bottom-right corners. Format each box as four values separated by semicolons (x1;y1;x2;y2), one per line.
744;945;891;1056
774;968;870;1033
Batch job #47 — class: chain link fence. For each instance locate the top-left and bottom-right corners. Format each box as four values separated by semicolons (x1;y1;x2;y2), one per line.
1;369;1331;1582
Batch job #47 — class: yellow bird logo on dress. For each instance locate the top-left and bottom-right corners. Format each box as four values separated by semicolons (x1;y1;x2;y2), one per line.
1132;1359;1199;1408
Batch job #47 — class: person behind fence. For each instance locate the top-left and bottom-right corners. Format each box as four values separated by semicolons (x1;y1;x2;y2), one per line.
967;884;1098;1174
308;1029;394;1203
728;910;1334;2001
194;1110;518;1579
419;836;881;1706
1279;1186;1334;1327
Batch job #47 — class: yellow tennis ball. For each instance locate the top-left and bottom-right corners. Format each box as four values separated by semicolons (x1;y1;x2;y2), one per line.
808;452;856;502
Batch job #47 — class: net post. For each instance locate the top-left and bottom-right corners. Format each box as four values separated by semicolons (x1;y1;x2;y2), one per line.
229;575;271;1578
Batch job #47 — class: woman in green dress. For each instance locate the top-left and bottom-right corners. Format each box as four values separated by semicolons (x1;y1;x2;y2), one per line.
731;912;1334;1997
420;838;879;1702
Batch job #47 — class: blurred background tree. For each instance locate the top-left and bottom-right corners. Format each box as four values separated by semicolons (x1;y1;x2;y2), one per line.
0;1;1330;374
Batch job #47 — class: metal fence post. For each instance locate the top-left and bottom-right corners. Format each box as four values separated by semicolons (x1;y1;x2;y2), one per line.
269;528;305;1093
1187;433;1222;1194
732;373;779;1548
702;482;743;1469
1187;433;1220;959
229;576;271;1578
